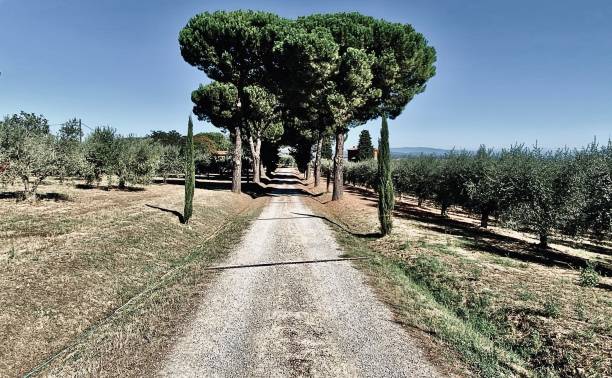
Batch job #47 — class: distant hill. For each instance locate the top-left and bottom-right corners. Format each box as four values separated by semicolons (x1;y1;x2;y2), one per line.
390;147;451;157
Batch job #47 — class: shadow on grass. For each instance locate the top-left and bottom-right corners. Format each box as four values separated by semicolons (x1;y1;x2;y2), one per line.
154;178;269;199
552;238;612;257
74;184;146;192
145;204;185;223
0;191;72;202
345;185;612;278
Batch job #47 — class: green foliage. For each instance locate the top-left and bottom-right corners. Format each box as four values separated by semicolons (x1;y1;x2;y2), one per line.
148;130;183;146
542;295;561;318
114;137;161;188
321;136;333;160
356;129;374;161
0;112;60;198
297;12;436;121
243;85;281;139
83;126;118;186
56;119;86;182
579;261;600;287
279;155;295;167
191;81;239;131
344;159;378;188
289;139;313;175
158;145;183;182
378;117;394;235
346;143;612;244
183;117;195;224
261;140;281;176
179;11;286;87
180;11;436;198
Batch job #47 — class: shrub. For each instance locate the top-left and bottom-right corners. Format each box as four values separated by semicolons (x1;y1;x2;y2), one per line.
542;295;561;318
279;155;295;167
579;261;600;287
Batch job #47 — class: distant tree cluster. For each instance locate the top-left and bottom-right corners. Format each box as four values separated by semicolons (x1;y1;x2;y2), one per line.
342;143;612;246
179;10;436;198
0;111;231;199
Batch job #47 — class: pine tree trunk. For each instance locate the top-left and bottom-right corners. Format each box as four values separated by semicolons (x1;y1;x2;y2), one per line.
326;168;331;193
183;117;195;224
480;211;490;228
232;125;242;194
332;131;345;201
539;232;548;248
314;135;323;187
441;203;449;217
248;136;261;183
260;159;264;179
418;198;424;207
378;117;394;235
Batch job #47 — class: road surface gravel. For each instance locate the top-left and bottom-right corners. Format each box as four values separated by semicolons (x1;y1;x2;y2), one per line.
159;169;440;377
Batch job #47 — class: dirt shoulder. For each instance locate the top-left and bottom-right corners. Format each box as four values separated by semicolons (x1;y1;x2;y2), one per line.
304;182;612;377
0;180;265;376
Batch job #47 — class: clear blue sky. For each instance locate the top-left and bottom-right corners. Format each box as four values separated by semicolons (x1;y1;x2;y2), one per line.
1;0;611;149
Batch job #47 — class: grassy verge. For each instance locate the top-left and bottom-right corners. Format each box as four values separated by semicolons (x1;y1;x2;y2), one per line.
331;225;522;376
35;208;262;376
306;188;611;377
0;180;265;376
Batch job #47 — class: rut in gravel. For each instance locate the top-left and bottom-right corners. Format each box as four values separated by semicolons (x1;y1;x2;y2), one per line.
159;169;439;377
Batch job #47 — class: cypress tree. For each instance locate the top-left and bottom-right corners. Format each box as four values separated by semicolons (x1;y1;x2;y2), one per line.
378;117;394;235
357;130;374;161
183;116;195;224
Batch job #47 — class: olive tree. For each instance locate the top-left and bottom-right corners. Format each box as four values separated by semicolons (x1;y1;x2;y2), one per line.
574;141;612;240
158;144;183;183
0;112;59;199
114;137;161;189
57;118;85;182
464;146;504;227
83;126;118;186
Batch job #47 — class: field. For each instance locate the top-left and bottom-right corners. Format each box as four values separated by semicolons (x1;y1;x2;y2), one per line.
0;179;265;376
306;183;612;376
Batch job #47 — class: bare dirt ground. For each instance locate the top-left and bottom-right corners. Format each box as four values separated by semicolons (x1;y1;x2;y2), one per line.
159;168;439;377
0;179;262;376
305;181;612;376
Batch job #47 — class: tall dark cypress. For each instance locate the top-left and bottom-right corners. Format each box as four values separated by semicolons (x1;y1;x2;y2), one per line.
378;116;394;235
183;116;195;224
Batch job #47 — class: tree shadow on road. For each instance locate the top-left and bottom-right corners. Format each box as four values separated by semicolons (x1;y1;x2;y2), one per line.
291;212;381;239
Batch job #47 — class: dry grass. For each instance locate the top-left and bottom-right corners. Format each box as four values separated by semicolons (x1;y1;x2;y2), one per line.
0;179;265;376
306;182;612;377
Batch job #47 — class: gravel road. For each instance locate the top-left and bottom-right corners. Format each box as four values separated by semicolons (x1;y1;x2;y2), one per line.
159;170;440;377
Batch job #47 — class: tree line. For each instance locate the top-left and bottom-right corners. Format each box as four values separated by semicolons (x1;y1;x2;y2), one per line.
339;143;612;246
0;111;230;199
179;10;436;199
